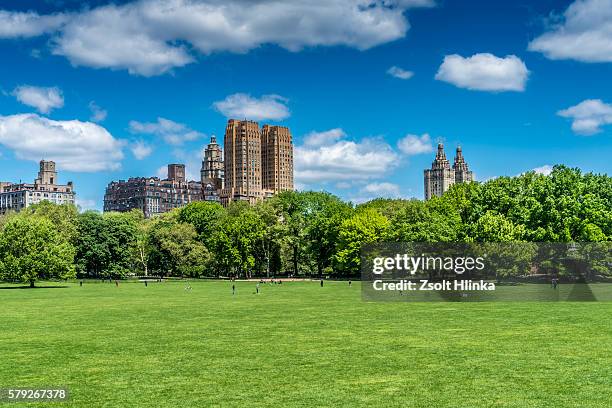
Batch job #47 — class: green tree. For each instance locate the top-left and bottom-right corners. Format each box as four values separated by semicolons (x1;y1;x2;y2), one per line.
334;208;390;276
0;216;75;287
148;211;210;277
178;201;226;243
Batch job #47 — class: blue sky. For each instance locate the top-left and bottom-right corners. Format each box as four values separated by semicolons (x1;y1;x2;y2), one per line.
0;0;611;209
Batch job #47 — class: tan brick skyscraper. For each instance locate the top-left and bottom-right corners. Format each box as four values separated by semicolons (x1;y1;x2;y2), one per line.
220;119;263;205
261;125;294;193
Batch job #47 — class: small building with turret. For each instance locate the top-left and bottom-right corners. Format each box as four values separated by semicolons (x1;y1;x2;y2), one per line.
0;160;76;213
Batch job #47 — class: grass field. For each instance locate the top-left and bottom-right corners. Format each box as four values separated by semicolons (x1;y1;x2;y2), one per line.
1;280;611;407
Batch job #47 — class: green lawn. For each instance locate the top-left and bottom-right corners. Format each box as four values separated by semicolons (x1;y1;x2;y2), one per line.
1;280;611;407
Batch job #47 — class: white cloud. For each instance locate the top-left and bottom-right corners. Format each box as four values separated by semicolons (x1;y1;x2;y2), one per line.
532;165;554;176
557;99;612;135
0;0;432;76
397;133;433;155
350;182;402;203
0;113;124;172
295;129;399;184
213;93;290;121
131;140;153;159
435;53;529;92
335;181;353;189
129;117;203;145
361;182;401;197
12;85;64;114
75;198;98;211
0;10;67;38
156;165;167;178
528;0;612;63
387;65;414;79
303;128;346;147
89;101;107;122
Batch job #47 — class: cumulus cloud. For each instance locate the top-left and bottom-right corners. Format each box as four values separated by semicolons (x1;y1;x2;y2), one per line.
557;99;612;135
75;198;98;211
213;93;290;121
295;128;399;184
0;10;67;38
387;65;414;79
361;182;401;197
303;128;346;147
129;117;203;145
0;0;433;76
12;85;64;114
528;0;612;63
131;140;153;159
533;165;554;176
350;182;403;203
435;53;529;92
89;101;108;122
397;133;433;155
0;113;124;171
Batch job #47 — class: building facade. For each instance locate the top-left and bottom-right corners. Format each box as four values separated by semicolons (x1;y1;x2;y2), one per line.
0;160;76;214
220;119;294;206
261;125;294;193
200;135;224;201
104;164;202;217
220;120;264;205
424;144;474;200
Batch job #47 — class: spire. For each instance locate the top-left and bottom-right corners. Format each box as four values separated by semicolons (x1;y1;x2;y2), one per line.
436;143;446;160
210;134;217;144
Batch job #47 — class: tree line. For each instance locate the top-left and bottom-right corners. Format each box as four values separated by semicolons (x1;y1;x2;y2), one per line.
0;165;610;286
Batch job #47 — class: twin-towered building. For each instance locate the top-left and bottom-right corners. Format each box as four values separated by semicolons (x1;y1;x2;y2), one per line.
103;119;295;216
424;143;474;200
220;119;294;205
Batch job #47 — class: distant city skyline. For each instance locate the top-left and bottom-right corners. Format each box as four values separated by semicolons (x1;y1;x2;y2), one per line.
0;0;610;210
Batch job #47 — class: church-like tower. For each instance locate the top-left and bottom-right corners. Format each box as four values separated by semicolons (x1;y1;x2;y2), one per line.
200;135;224;190
453;146;473;184
424;144;473;200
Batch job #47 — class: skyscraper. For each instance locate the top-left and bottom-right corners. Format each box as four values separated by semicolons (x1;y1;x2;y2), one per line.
424;144;473;200
261;125;294;193
220;119;263;205
220;119;294;206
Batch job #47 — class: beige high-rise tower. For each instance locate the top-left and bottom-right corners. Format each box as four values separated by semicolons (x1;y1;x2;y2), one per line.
261;125;294;194
220;119;263;205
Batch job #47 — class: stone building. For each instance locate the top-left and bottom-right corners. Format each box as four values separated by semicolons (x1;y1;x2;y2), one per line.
220;119;294;206
200;135;224;202
104;164;202;217
0;160;76;214
424;144;473;200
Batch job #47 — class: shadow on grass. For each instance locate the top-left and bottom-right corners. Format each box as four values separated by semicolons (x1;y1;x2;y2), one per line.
0;285;69;289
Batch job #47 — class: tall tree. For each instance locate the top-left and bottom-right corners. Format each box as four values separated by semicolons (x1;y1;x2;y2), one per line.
0;216;75;287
